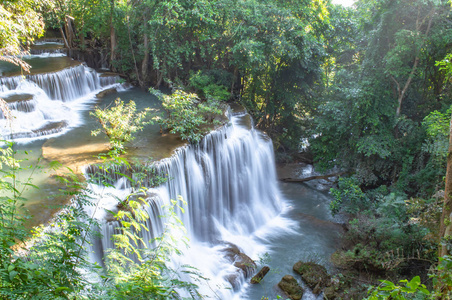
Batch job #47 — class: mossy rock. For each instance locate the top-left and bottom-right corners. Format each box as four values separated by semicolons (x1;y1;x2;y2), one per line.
277;275;304;300
323;285;339;299
293;261;331;290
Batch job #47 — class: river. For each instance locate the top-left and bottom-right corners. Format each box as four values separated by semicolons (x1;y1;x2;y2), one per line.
0;41;341;299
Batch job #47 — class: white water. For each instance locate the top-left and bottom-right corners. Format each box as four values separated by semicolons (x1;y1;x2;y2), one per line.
4;43;336;299
0;63;121;142
87;113;293;299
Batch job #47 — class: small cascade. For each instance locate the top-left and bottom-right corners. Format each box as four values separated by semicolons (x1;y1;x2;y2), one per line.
1;93;36;116
29;49;68;55
0;47;122;141
89;112;285;298
0;65;118;102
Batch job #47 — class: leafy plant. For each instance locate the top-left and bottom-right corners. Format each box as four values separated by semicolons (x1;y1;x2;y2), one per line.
431;255;452;298
91;98;152;153
330;177;369;215
0;142;101;299
365;276;430;300
105;194;201;300
188;70;231;102
150;88;222;143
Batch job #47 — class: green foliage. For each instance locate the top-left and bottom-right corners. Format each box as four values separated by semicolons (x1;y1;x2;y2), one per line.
188;70;231;102
150;88;222;143
330;177;435;273
330;177;368;215
365;256;452;299
91;98;151;153
436;53;452;82
0;0;44;54
311;0;452;195
431;255;452;299
0;142;100;299
422;106;452;164
365;276;430;300
0;0;44;72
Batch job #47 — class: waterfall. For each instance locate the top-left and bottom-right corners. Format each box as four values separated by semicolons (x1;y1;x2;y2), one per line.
29;49;68;56
0;65;118;102
0;63;121;141
88;112;287;298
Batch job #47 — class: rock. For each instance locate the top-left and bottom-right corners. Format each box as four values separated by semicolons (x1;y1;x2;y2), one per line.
250;266;270;284
293;261;330;290
224;272;241;291
221;243;257;278
277;275;304;300
96;87;117;98
313;282;322;295
323;285;339;299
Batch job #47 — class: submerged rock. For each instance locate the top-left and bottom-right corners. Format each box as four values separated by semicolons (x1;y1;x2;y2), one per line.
277;275;304;300
293;261;330;291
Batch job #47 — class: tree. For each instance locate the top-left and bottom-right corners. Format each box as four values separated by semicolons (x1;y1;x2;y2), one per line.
0;0;44;71
440;113;452;257
91;98;151;153
311;0;452;190
437;54;452;257
150;88;222;143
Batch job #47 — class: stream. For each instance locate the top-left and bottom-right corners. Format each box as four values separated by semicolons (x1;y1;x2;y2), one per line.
0;41;342;299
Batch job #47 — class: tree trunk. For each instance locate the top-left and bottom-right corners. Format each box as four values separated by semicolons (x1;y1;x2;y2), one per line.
59;26;70;49
141;32;150;85
250;266;270;284
110;0;117;69
65;16;76;48
280;172;346;183
394;7;434;117
439;113;452;257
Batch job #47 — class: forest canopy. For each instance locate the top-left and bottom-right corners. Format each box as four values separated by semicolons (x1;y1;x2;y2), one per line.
2;0;452;298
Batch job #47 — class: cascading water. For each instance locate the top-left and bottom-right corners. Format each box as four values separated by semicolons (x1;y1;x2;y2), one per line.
4;39;339;299
0;65;117;101
0;48;121;141
87;112;293;299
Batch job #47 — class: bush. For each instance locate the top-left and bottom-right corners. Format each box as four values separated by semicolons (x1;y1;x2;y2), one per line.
330;177;435;274
188;70;232;102
150;88;222;143
91;98;151;153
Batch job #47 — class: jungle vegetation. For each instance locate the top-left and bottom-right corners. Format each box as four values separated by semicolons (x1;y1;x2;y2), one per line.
2;0;452;298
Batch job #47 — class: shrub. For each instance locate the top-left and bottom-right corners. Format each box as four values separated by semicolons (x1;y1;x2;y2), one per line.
91;98;151;153
150;88;222;143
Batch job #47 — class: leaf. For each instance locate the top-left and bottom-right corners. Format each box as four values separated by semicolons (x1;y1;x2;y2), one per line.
406;276;421;290
9;271;18;281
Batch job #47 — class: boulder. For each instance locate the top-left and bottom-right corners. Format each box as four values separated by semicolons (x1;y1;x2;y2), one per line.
222;243;256;278
293;261;330;290
96;87;117;98
277;275;304;300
